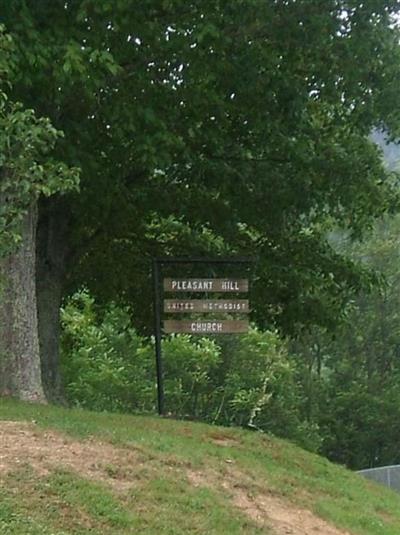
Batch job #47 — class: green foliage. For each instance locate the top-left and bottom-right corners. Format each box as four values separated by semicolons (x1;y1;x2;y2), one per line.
3;2;400;334
223;330;322;452
61;290;320;451
61;290;154;412
0;24;79;255
3;1;400;467
162;334;222;417
0;101;79;254
319;376;400;469
290;214;400;469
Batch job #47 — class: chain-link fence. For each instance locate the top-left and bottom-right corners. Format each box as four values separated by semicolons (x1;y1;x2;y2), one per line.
358;465;400;493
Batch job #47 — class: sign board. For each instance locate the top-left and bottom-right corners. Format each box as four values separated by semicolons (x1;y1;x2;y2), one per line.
164;299;250;313
153;257;255;414
164;320;249;334
163;278;248;293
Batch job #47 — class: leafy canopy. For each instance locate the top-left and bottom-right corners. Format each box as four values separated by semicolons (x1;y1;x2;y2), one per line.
2;1;400;332
0;24;78;255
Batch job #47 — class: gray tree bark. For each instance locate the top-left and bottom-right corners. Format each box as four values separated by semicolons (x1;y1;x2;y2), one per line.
0;202;46;402
36;197;70;402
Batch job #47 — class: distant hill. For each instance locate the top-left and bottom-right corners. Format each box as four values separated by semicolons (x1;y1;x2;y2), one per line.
0;398;399;534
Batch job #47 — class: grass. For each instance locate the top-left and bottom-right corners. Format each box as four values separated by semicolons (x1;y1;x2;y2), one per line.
1;398;400;534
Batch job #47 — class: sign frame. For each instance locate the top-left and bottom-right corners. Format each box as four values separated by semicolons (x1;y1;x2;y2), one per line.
152;256;256;416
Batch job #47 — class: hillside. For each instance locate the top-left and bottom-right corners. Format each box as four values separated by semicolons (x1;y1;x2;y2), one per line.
0;400;399;534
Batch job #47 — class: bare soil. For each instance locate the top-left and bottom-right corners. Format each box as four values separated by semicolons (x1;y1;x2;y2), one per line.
188;468;352;535
0;420;351;534
0;420;139;491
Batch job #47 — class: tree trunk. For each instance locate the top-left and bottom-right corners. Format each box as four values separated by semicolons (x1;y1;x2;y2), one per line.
0;202;46;402
36;197;70;403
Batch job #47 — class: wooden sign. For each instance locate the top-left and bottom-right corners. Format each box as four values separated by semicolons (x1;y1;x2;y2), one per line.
164;320;249;334
164;299;250;313
163;278;248;293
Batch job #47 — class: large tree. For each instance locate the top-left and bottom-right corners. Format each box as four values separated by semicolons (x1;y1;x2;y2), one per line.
1;1;400;401
0;25;78;400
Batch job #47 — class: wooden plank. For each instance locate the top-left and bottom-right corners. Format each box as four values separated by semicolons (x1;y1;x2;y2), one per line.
163;278;248;293
164;299;250;313
163;320;249;334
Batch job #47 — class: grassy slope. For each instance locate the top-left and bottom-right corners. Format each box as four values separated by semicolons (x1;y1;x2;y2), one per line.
0;399;399;534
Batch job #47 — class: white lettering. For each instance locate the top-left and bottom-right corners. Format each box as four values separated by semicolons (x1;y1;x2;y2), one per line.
190;322;224;333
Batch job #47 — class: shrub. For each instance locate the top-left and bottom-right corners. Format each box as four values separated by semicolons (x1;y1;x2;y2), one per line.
61;290;321;451
61;290;154;412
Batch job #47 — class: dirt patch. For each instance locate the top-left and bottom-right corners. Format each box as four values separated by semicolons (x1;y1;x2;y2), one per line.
0;421;142;491
211;437;239;448
231;488;350;535
207;432;241;448
188;469;351;535
0;421;351;534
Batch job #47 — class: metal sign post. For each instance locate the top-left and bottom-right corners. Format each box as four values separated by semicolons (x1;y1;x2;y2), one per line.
152;256;255;416
152;258;165;416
